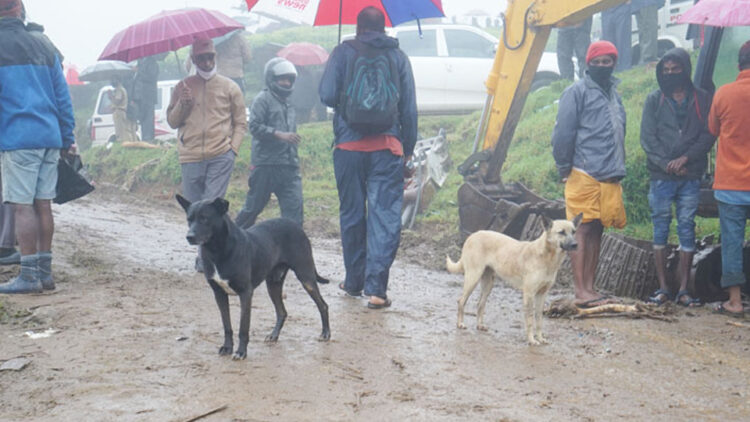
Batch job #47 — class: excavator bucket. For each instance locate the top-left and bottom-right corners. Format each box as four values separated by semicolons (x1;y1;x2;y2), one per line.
457;179;565;241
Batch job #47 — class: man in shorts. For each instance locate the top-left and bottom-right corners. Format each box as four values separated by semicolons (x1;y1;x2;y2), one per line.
552;41;627;308
0;0;76;294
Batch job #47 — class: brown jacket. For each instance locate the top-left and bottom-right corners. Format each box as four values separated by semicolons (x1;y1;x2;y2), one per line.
167;74;247;163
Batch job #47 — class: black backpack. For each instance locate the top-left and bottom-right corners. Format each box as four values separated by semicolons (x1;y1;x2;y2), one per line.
340;39;400;134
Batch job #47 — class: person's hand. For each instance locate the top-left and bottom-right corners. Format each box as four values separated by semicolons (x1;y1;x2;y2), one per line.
275;131;301;145
666;156;688;174
178;84;193;106
61;144;77;159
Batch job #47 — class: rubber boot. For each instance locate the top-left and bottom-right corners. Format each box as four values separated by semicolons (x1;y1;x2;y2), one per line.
0;254;42;294
0;247;20;265
38;251;54;291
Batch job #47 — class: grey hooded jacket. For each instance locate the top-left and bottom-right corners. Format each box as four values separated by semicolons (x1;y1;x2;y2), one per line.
552;74;627;181
248;66;298;167
640;47;715;181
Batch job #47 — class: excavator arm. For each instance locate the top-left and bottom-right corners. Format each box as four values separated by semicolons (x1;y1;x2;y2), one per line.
457;0;627;239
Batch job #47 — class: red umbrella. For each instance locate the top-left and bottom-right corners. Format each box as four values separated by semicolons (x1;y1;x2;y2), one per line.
246;0;444;27
99;8;244;62
276;42;329;66
64;64;84;86
676;0;750;26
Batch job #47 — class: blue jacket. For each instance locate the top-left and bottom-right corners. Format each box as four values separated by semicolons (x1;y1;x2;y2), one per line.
0;18;75;151
551;74;627;181
319;32;418;156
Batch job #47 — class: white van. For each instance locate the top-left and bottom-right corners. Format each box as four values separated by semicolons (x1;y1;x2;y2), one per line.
88;79;179;147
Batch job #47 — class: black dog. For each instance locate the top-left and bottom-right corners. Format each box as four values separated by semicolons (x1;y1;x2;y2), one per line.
176;194;330;360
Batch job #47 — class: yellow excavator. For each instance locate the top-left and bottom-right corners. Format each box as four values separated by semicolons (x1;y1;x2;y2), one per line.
455;0;733;300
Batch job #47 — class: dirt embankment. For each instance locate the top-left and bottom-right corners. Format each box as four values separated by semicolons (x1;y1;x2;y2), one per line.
0;190;749;421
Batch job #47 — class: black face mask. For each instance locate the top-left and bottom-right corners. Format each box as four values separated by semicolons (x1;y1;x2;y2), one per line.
588;65;614;88
661;72;690;95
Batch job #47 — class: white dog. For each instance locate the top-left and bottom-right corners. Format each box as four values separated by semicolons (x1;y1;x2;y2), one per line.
446;214;582;345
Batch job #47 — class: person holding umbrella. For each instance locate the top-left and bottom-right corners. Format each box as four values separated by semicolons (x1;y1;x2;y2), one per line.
167;38;247;272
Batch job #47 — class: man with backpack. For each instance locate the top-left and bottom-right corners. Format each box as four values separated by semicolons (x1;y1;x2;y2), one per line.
319;6;417;310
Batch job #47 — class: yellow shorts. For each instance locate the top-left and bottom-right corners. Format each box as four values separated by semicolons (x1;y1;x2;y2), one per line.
564;168;627;229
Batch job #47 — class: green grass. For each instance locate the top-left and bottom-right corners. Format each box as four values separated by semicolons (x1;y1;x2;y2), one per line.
82;61;723;244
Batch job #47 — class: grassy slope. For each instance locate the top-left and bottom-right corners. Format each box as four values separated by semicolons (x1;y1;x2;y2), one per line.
81;65;721;244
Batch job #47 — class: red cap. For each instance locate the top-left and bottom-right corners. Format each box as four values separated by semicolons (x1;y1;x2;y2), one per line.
0;0;22;17
586;41;618;64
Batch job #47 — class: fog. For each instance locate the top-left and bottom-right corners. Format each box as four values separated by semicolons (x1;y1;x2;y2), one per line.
21;0;504;69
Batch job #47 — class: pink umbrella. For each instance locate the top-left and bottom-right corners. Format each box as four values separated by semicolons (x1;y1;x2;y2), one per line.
276;42;329;66
99;8;244;62
676;0;750;26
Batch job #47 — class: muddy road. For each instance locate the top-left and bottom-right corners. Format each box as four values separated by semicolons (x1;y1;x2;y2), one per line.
0;190;748;421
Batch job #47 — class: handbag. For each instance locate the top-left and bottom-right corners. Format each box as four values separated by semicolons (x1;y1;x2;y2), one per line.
54;153;94;204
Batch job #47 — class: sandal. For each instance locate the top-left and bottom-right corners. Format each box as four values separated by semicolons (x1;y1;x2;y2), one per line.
712;303;745;319
647;289;673;306
675;290;702;307
338;282;362;298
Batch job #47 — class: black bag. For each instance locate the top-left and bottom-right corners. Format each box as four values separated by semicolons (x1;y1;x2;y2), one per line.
54;154;94;205
340;39;400;134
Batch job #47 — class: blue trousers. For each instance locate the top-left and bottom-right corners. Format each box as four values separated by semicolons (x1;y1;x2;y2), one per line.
334;149;403;299
235;165;303;229
648;179;700;251
602;4;632;72
718;201;750;289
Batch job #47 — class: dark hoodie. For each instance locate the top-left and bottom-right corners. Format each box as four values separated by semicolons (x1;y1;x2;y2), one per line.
640;48;716;181
319;31;417;156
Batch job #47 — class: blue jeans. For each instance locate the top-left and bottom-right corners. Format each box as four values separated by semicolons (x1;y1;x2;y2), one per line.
334;149;403;299
648;179;700;251
718;201;750;289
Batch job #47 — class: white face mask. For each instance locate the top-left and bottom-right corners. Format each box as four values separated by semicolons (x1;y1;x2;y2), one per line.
197;66;217;80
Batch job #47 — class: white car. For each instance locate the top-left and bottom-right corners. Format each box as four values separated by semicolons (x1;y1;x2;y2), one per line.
386;24;561;114
88;80;179;147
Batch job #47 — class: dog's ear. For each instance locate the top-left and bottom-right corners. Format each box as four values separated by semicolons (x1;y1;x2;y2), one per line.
176;194;191;212
541;215;552;231
211;197;230;216
572;212;583;228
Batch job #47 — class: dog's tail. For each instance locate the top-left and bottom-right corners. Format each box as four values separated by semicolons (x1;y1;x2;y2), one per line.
445;255;463;274
316;272;330;284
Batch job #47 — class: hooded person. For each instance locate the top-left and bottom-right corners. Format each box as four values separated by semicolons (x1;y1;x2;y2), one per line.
639;47;716;307
234;57;304;229
551;40;627;308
